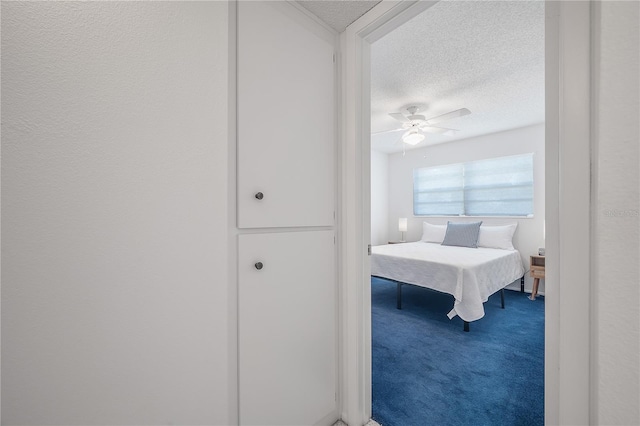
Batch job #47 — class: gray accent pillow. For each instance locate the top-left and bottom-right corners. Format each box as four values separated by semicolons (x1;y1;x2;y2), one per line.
441;221;483;248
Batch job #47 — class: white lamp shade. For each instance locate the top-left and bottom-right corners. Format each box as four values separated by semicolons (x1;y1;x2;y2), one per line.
398;218;408;232
402;130;425;145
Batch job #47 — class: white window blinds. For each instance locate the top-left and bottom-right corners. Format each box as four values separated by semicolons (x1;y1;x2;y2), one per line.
413;153;534;217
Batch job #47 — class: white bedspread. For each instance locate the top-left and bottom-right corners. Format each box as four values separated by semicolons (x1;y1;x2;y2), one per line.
371;242;524;322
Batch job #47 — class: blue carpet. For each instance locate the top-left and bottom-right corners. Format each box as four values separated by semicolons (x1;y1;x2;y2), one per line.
371;277;544;426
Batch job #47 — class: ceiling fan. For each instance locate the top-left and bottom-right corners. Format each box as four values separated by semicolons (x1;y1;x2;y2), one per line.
375;106;472;145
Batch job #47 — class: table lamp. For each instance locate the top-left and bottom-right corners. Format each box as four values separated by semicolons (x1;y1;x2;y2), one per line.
399;218;407;242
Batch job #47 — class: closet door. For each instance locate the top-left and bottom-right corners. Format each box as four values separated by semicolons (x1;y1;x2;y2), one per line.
237;1;335;229
238;231;336;425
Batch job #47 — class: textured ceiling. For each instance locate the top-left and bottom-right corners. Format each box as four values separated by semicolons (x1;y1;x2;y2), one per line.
296;0;382;33
370;0;545;154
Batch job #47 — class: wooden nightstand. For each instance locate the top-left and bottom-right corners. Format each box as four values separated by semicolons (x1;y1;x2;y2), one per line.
529;255;545;300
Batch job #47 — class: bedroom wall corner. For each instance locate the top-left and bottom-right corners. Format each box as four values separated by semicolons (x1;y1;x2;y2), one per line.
371;150;390;246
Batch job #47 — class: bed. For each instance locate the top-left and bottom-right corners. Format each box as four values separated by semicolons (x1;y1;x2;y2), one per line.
371;241;525;331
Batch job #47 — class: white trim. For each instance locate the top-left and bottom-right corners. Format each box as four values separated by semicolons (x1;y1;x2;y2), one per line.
339;1;592;425
589;3;601;422
339;2;436;424
286;0;340;36
545;2;592;424
228;1;239;424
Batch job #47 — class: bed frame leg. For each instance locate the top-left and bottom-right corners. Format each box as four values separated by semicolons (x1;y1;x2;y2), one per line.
396;282;402;310
520;275;525;293
464;321;469;332
500;288;505;309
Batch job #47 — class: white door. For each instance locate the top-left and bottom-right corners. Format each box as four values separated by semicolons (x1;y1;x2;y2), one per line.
237;1;335;229
238;231;336;425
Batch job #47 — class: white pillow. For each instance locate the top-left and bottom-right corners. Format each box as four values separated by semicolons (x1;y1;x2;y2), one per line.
421;222;447;243
477;223;518;250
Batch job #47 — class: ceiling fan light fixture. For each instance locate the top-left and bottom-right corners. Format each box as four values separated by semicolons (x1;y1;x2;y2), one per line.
402;130;425;145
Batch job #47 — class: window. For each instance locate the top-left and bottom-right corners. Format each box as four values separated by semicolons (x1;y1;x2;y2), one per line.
413;153;534;217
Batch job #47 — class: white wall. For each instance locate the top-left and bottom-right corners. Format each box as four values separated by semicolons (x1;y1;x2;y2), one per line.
370;151;389;246
1;2;231;424
386;124;545;292
592;2;640;424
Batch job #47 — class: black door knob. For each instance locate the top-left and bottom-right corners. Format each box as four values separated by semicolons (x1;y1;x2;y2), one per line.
255;192;264;200
254;262;264;270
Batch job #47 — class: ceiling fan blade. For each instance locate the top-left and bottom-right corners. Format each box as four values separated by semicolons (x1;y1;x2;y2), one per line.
372;128;404;135
388;112;410;123
420;126;458;135
425;108;471;125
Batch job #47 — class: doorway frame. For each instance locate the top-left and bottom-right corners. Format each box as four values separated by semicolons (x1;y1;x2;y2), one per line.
338;1;592;425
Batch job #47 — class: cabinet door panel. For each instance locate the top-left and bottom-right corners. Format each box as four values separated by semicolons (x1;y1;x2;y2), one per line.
238;1;335;228
238;231;336;425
